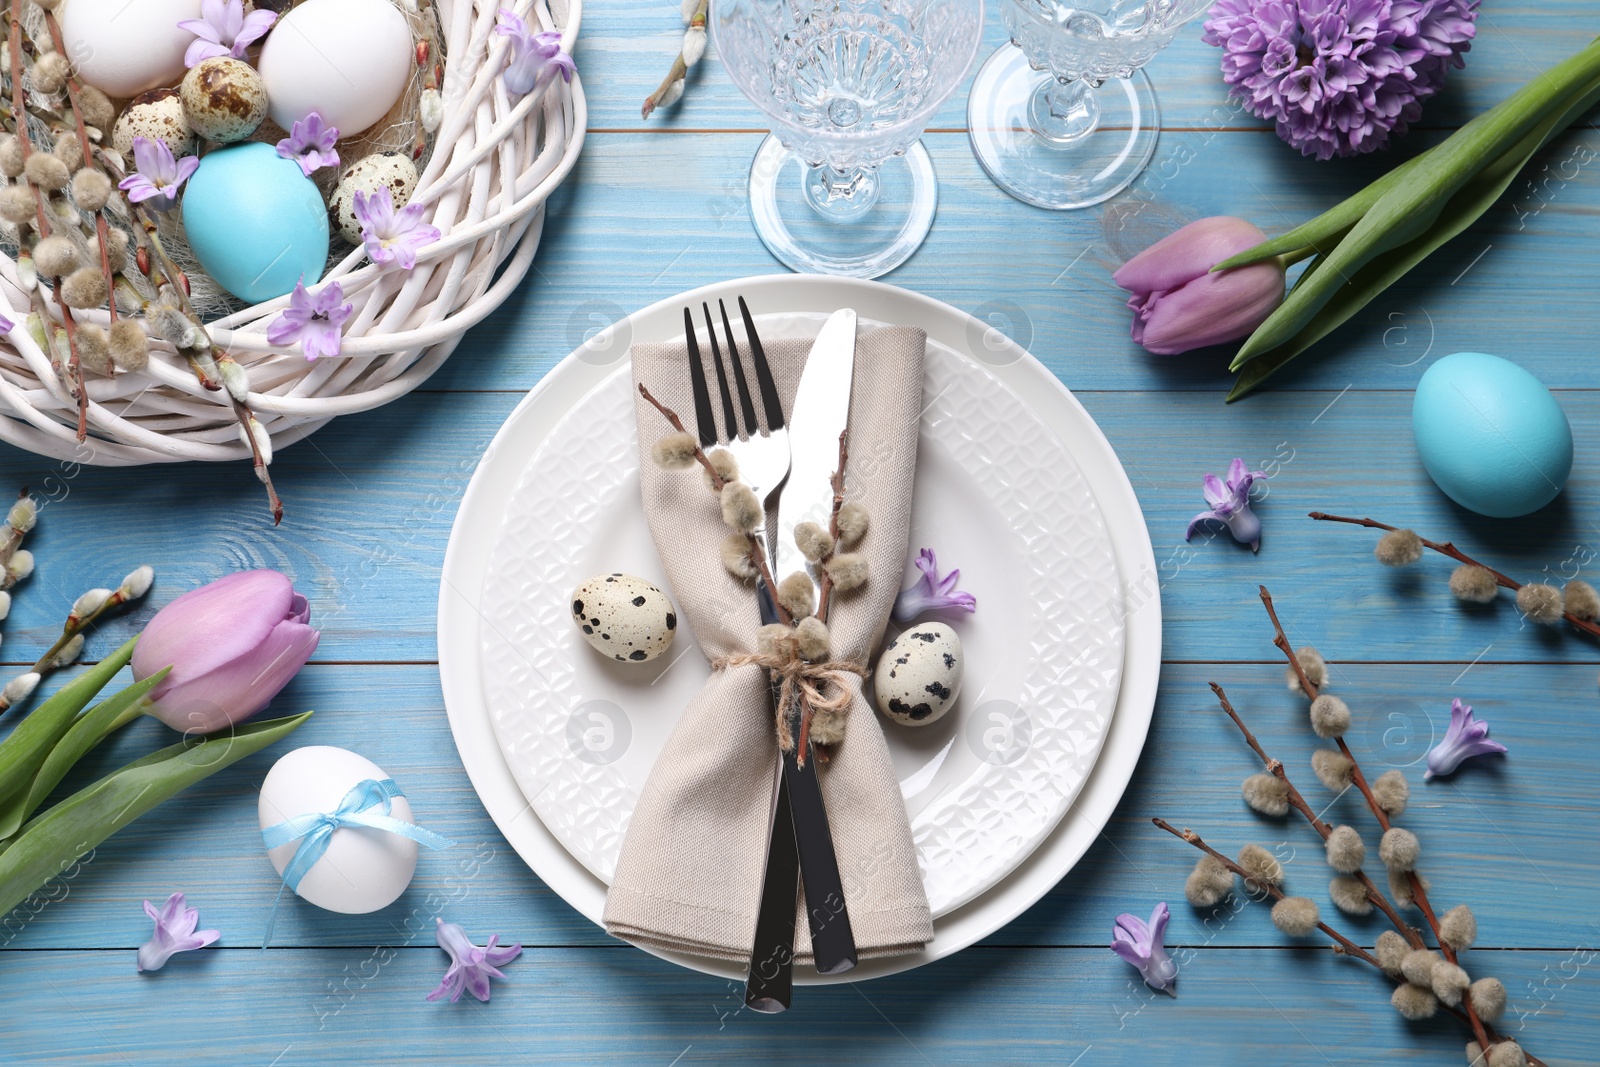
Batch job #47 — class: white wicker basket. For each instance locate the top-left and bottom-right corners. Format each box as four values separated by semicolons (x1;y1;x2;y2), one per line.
0;0;586;466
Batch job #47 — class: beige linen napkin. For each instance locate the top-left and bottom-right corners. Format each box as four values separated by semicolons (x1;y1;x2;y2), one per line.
603;323;933;965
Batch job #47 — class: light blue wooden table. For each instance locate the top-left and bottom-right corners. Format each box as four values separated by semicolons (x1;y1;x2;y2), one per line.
2;4;1597;1063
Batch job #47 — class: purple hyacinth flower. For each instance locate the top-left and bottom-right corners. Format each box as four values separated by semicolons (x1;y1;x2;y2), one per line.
353;186;441;272
1424;698;1507;779
0;313;14;334
117;137;200;211
892;548;977;623
1112;901;1178;996
275;111;340;177
177;0;278;68
1186;458;1268;552
426;918;523;1003
1203;0;1478;159
495;10;575;96
267;279;353;361
137;892;220;972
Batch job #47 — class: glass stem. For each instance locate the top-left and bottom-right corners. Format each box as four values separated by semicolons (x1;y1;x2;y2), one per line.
802;163;882;222
1029;78;1101;144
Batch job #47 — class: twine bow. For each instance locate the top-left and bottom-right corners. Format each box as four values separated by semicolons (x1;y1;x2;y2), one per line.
260;778;454;944
714;651;866;761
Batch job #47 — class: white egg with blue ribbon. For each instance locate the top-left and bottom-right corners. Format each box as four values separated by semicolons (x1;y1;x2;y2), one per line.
258;746;452;928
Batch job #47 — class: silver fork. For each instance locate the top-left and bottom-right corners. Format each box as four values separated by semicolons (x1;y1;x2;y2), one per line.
685;298;790;517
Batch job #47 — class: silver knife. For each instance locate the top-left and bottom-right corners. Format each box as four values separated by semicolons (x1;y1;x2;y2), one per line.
772;308;857;579
764;308;859;980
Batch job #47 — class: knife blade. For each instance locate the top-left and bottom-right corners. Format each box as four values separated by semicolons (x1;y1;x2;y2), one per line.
768;308;859;977
773;308;857;582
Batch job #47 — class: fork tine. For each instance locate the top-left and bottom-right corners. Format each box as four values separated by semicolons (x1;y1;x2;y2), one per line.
738;296;784;431
684;306;717;446
718;300;759;436
703;303;739;441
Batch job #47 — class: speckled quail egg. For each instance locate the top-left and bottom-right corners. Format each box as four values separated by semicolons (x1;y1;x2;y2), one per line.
180;57;268;144
328;153;419;244
571;574;677;663
113;89;196;161
873;622;963;726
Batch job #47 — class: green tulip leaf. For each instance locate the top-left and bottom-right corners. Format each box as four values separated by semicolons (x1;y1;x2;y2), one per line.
1228;37;1600;371
0;638;137;806
0;711;312;917
1228;74;1600;400
0;667;172;841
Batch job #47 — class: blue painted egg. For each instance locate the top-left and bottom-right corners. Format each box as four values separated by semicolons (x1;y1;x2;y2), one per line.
1412;352;1573;518
180;142;329;303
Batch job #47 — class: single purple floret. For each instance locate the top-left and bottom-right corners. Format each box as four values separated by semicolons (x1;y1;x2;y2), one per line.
1202;0;1479;159
137;892;220;973
1111;901;1178;996
275;111;341;177
892;548;977;623
177;0;278;67
267;279;353;361
1424;698;1507;779
0;313;14;335
117;137;200;211
495;10;575;96
426;918;523;1003
1186;458;1267;552
354;186;441;272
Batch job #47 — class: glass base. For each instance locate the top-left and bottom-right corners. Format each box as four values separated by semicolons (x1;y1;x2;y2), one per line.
967;44;1160;211
748;135;937;279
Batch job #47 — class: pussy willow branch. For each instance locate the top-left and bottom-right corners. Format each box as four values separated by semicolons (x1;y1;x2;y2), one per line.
638;383;791;626
1310;511;1600;640
27;584;132;675
5;2;88;436
1258;584;1494;1056
1209;681;1423;948
641;0;706;120
1150;817;1378;965
0;487;27;568
813;429;849;627
1152;815;1537;1064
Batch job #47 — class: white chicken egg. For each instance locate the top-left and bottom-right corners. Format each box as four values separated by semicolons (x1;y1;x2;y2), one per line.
61;0;202;99
257;0;415;138
258;746;421;915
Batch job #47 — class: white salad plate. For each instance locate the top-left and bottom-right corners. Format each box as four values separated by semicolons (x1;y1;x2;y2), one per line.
439;274;1162;983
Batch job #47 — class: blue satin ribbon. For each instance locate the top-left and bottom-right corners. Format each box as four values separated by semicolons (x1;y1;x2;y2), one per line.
260;778;454;944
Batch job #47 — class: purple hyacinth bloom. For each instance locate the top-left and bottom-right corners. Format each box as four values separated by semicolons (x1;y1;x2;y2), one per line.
137;893;220;972
1112;902;1178;996
892;548;977;623
426;919;523;1003
1203;0;1479;159
0;313;14;334
495;10;575;96
1187;458;1268;552
177;0;278;67
117;137;200;211
354;187;441;272
1114;217;1286;355
275;111;340;177
267;279;353;361
1424;698;1507;779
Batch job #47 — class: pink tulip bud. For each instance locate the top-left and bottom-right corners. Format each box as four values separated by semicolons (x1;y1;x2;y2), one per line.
1112;217;1286;356
132;570;319;735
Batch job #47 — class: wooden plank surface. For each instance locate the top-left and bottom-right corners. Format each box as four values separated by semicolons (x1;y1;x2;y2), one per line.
1;2;1597;1064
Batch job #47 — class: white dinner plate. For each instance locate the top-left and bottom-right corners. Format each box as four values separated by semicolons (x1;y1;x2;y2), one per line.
439;274;1162;983
479;311;1125;917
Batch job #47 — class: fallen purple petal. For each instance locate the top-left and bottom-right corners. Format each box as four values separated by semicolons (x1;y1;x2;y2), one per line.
137;892;220;972
1111;901;1177;996
1424;698;1507;779
892;548;977;623
426;918;522;1003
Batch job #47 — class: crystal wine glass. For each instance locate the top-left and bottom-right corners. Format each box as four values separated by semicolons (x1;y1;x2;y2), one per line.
713;0;985;279
968;0;1212;210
